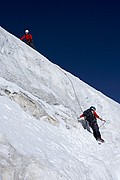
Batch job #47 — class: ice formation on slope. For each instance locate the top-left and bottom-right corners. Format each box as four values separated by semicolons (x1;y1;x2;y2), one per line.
0;27;120;180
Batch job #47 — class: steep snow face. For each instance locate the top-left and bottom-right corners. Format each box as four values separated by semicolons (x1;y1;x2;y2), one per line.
0;26;119;117
1;96;120;180
0;26;120;180
0;26;81;114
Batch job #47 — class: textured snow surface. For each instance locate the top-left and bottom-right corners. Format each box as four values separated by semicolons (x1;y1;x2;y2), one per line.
0;26;120;180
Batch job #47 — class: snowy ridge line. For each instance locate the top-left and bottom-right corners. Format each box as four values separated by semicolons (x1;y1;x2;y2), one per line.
0;27;120;180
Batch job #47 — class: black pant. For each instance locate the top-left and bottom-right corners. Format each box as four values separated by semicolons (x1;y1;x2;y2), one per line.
26;40;35;49
89;122;101;140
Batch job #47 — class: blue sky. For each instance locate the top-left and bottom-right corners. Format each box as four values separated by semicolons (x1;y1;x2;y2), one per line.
1;0;120;103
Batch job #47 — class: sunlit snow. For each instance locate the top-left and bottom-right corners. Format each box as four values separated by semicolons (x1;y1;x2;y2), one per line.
0;26;120;180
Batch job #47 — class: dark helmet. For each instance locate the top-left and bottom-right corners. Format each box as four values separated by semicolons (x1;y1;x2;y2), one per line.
90;106;96;111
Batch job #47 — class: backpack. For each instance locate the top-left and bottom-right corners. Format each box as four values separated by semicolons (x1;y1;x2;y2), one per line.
83;109;96;123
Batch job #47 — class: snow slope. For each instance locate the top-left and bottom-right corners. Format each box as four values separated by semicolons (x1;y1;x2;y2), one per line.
0;26;120;180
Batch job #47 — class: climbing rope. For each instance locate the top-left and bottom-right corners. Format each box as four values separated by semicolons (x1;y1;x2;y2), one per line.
56;66;83;113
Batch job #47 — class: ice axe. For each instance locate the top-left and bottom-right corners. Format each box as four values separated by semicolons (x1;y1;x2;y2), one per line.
99;120;106;128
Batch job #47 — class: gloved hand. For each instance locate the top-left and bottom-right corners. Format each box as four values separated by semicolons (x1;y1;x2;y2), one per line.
103;119;106;122
100;118;106;122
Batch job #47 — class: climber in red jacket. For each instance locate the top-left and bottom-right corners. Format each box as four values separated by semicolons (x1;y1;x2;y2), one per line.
20;30;35;49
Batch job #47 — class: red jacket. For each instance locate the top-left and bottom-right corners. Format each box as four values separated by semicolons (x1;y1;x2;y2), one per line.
20;34;32;41
80;111;100;119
